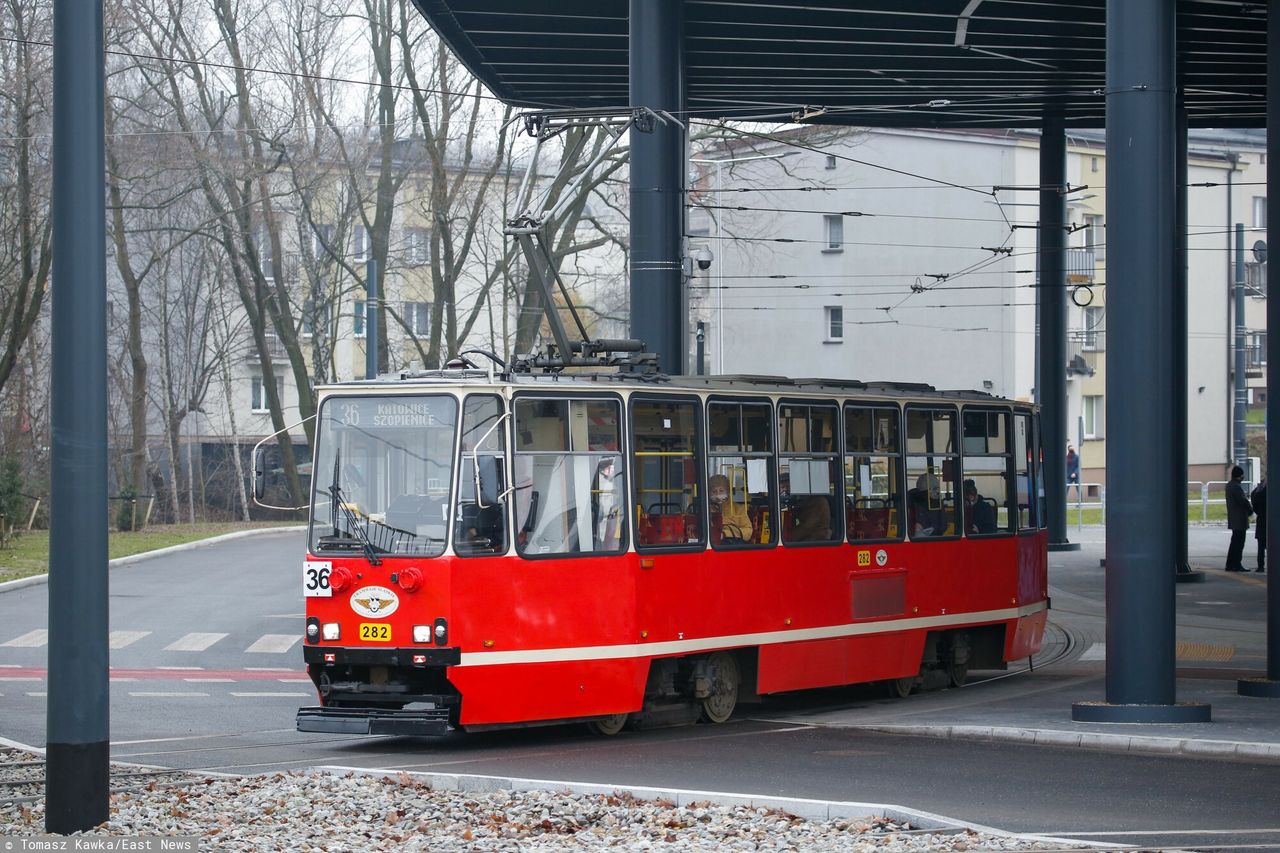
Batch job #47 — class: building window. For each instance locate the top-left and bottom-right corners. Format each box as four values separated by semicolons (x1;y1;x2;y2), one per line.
405;227;430;265
1253;196;1267;230
1246;261;1267;297
1083;214;1104;262
253;224;274;278
825;306;843;342
354;300;366;338
824;154;837;170
1081;305;1105;351
1083;395;1104;439
404;301;431;336
312;224;334;260
1090;156;1098;173
251;375;284;413
822;214;843;252
353;226;369;262
1248;331;1267;368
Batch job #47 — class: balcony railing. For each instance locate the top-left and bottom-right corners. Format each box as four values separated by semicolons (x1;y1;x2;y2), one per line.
1066;248;1096;282
1068;327;1105;352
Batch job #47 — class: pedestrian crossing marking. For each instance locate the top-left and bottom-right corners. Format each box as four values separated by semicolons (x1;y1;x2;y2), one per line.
164;632;228;652
2;629;48;648
128;691;208;697
109;630;152;649
245;634;300;654
230;692;310;698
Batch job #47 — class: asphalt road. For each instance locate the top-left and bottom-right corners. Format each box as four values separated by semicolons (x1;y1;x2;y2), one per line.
2;527;1278;846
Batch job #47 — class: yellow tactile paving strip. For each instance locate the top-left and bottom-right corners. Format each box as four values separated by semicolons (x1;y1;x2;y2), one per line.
1175;641;1237;662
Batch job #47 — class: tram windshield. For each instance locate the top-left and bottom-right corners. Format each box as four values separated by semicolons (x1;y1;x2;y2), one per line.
309;395;458;558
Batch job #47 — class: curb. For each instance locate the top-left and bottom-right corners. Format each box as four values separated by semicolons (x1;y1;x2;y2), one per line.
312;765;1107;847
855;723;1280;762
0;526;307;595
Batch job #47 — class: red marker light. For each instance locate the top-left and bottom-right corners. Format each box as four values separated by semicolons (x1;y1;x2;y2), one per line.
412;654;427;665
329;566;354;593
397;566;423;593
323;653;336;663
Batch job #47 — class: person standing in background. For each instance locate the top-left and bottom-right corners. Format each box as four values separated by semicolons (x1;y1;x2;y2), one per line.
1066;444;1081;502
1251;477;1267;573
1226;465;1253;572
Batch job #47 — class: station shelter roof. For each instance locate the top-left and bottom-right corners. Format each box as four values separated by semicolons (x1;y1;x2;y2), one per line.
411;0;1266;129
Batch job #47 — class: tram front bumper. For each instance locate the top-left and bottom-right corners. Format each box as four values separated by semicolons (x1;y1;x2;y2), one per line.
296;705;452;736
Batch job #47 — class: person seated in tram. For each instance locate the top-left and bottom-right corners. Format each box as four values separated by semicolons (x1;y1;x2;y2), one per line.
908;472;945;538
781;473;832;542
709;473;752;544
963;478;997;535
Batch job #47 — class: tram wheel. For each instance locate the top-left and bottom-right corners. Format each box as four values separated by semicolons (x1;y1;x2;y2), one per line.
947;659;969;688
586;713;629;736
887;676;916;699
699;652;740;724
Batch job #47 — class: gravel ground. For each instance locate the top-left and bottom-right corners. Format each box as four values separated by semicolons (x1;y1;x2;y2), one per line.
1;751;1080;851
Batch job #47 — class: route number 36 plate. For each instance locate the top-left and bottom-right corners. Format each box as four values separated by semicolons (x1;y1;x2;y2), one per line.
304;561;332;598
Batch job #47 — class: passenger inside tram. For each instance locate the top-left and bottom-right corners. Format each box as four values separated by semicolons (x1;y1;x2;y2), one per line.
780;472;833;542
908;472;946;537
709;473;752;544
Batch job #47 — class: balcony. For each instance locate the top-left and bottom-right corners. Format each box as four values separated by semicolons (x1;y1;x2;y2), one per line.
1066;248;1096;283
1069;327;1105;353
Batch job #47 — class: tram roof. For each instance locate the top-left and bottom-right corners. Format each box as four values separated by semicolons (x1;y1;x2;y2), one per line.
320;370;1026;406
411;0;1265;130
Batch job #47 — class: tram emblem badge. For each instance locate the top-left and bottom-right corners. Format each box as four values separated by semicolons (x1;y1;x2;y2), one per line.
351;586;400;618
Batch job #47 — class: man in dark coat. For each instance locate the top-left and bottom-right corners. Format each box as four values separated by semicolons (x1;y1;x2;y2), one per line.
1225;465;1253;572
1251;477;1267;573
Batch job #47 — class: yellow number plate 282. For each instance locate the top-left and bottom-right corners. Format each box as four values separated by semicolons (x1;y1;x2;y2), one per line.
359;623;392;642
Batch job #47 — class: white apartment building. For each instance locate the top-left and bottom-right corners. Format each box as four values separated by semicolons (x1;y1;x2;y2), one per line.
688;126;1267;489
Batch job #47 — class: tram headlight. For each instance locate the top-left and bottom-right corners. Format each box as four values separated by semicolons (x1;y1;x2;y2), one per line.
413;625;432;644
322;622;341;641
306;618;320;644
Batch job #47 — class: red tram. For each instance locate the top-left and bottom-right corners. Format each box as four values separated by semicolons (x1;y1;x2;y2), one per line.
291;370;1049;736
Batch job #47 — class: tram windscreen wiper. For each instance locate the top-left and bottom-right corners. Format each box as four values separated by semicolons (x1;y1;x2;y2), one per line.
328;448;383;566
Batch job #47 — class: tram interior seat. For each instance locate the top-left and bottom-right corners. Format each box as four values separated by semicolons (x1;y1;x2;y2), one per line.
849;497;894;540
638;501;689;546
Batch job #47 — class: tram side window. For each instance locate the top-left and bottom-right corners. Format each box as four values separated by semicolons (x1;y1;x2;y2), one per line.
844;405;903;542
632;398;705;549
904;407;959;538
778;403;840;544
513;397;626;557
707;401;776;548
961;409;1014;536
1014;412;1036;529
455;395;509;557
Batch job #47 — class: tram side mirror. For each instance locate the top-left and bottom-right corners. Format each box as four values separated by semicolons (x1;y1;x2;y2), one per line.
477;455;501;506
253;448;266;501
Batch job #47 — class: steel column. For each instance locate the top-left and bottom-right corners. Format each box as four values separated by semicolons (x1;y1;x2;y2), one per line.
1038;113;1072;550
1238;0;1280;698
1073;0;1209;723
629;0;685;375
1234;224;1248;466
46;0;110;831
1173;103;1202;582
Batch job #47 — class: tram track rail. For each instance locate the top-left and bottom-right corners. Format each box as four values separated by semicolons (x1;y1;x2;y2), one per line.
0;745;202;807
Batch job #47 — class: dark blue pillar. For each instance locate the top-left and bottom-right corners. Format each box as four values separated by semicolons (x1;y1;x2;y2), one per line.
1073;0;1208;722
1174;102;1203;582
1038;113;1074;551
629;0;685;374
1238;0;1280;698
46;0;110;831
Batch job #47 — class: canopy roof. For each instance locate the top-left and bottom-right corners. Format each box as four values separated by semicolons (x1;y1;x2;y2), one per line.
411;0;1266;129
